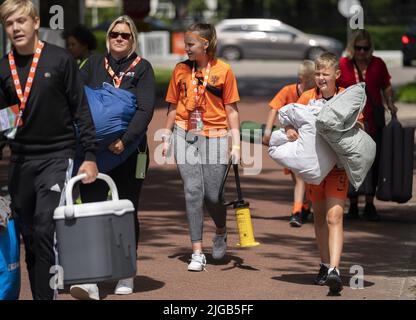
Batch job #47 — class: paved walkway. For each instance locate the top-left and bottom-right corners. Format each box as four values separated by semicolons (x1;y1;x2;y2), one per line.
4;95;413;300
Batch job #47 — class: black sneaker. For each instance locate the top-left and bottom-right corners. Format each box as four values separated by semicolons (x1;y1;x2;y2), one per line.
326;268;343;294
363;203;380;222
301;207;311;223
314;264;329;286
346;203;359;220
289;212;302;227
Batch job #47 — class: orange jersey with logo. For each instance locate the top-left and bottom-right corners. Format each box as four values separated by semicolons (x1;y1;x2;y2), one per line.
269;84;300;110
297;87;364;124
165;59;240;137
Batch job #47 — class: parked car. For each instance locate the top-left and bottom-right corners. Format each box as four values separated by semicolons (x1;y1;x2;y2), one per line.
401;19;416;66
216;19;343;61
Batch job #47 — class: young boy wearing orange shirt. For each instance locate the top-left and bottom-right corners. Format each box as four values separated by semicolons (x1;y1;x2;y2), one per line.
263;61;315;227
290;52;363;294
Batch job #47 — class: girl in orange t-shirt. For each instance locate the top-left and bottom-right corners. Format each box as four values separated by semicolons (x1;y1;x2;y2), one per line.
162;23;241;272
264;60;315;228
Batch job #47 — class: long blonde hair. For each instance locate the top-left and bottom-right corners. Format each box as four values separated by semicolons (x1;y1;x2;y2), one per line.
106;15;139;58
345;29;374;60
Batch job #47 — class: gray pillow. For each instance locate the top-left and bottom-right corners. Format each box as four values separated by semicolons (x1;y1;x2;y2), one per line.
316;83;376;190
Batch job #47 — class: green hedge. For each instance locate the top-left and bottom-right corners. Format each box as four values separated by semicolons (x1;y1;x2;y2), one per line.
366;25;407;51
396;83;416;103
93;31;107;54
303;25;407;51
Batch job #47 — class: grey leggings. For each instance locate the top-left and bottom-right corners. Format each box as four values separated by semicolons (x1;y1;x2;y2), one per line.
173;126;229;243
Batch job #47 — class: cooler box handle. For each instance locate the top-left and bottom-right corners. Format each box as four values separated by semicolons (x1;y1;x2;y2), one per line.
65;173;120;207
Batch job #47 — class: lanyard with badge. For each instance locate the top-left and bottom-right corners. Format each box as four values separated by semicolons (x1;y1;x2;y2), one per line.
187;60;211;133
105;55;147;179
104;56;141;88
0;40;44;140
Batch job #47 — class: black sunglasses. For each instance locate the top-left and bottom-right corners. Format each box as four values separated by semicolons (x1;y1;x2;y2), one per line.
354;45;370;52
109;32;132;40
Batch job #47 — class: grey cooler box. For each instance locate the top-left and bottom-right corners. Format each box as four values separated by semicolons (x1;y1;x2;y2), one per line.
54;174;137;285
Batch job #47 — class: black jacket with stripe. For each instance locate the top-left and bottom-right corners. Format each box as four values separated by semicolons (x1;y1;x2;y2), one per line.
0;42;97;162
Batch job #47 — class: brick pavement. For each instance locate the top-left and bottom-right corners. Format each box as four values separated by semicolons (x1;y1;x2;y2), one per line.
3;98;415;300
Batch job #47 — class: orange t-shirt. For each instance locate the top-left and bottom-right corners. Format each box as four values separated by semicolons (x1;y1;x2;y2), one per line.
297;87;364;123
269;84;300;110
165;59;240;137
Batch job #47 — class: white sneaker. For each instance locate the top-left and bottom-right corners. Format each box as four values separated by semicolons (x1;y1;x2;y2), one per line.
114;277;134;295
70;284;99;300
188;253;206;272
212;232;227;260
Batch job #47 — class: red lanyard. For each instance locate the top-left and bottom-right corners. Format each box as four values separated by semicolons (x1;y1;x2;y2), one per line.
8;40;44;125
105;56;141;88
354;66;367;84
191;60;212;108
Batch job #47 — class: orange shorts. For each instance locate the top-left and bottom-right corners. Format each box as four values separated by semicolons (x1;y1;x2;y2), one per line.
308;168;349;202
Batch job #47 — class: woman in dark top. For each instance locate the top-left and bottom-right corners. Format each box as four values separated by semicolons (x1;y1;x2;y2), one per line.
338;29;398;222
70;15;155;300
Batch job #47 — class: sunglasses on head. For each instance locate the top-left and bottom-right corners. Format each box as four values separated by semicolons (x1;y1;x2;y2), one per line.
354;45;370;52
109;31;132;40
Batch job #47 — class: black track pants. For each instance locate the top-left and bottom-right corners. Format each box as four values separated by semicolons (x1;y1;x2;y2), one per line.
8;158;73;300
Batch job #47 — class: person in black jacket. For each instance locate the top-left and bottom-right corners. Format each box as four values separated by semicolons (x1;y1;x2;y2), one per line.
69;15;155;300
0;0;98;300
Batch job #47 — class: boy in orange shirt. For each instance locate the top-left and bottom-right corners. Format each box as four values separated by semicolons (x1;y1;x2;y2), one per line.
163;23;241;272
263;61;315;228
289;52;363;294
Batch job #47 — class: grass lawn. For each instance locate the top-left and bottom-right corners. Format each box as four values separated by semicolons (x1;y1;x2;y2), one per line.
396;83;416;103
154;68;172;97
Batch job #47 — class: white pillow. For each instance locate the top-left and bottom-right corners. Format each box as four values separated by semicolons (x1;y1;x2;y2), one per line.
268;103;338;185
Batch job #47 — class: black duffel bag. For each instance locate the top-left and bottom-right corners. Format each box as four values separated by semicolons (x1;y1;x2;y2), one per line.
376;116;415;203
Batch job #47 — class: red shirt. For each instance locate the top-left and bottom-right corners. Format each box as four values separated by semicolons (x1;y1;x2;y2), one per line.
337;56;391;136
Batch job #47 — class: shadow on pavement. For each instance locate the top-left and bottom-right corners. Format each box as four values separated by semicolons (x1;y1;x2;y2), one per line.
256;206;416;279
168;251;260;272
271;274;375;289
138;161;416;279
